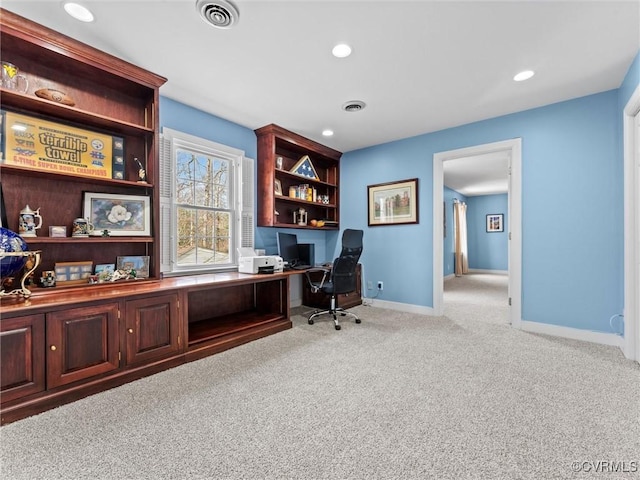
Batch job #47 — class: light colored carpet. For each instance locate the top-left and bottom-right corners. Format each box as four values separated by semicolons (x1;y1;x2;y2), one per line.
1;273;638;479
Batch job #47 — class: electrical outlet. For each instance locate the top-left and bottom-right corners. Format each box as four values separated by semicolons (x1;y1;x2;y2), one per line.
367;281;373;290
377;281;383;290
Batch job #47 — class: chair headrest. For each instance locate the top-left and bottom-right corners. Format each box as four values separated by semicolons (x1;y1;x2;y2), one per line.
341;229;363;249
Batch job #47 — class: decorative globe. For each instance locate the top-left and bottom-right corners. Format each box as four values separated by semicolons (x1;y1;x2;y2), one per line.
0;227;29;279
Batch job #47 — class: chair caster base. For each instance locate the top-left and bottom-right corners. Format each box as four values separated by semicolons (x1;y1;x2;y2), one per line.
335;324;341;330
308;319;314;325
355;318;361;324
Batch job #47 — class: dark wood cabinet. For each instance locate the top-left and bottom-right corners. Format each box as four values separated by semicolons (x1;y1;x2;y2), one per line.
255;124;341;229
0;314;45;403
46;303;120;389
302;264;362;310
0;9;166;286
124;293;182;366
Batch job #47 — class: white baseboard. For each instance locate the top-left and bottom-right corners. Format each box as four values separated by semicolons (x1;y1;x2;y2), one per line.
468;269;508;275
444;273;455;281
520;319;624;348
364;298;435;316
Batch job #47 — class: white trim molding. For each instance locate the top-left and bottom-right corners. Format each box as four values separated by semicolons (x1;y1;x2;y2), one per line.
623;83;640;362
433;139;522;328
367;298;436;316
521;320;624;349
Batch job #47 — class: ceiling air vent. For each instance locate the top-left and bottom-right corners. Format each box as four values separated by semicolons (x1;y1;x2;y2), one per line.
342;100;366;112
196;0;239;29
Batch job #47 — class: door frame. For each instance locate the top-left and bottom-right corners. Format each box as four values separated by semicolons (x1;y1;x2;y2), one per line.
433;139;522;327
623;84;640;362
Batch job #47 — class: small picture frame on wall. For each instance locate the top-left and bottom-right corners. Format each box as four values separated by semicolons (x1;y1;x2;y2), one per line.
486;214;504;233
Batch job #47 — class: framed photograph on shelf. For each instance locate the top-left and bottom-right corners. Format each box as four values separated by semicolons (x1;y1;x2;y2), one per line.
54;261;93;285
274;179;283;195
486;214;504;233
94;263;115;275
367;178;419;226
83;192;151;236
117;255;150;278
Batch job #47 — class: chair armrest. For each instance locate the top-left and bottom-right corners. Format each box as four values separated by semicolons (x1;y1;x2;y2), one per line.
304;267;331;292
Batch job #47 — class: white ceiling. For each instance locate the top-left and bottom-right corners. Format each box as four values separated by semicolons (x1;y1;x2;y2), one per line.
3;0;639;195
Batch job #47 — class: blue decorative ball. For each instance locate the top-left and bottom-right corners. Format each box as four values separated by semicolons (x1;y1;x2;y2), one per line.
0;228;29;278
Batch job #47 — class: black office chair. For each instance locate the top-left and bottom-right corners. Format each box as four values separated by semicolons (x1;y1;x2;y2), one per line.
306;229;363;330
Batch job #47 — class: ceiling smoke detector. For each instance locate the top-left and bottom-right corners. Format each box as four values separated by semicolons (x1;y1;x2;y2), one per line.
342;100;366;112
196;0;239;29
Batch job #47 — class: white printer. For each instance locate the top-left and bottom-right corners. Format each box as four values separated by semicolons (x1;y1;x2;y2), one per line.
238;248;284;274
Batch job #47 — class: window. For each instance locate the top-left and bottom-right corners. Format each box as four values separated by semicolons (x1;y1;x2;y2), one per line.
160;128;254;275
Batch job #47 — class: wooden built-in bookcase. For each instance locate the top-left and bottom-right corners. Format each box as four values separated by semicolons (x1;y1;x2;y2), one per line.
0;10;293;426
255;124;342;229
0;8;165;286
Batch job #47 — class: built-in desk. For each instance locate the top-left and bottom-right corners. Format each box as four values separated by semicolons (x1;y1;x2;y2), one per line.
0;272;290;424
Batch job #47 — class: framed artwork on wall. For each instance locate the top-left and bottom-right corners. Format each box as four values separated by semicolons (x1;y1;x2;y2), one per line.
367;178;419;226
486;214;504;232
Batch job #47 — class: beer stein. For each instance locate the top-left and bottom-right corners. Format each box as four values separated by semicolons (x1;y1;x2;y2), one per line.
18;205;42;237
2;62;28;93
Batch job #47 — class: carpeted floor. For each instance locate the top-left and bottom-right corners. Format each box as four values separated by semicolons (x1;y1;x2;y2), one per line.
1;273;638;479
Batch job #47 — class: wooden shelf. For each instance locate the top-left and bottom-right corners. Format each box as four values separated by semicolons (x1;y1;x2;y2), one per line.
188;311;286;346
24;236;154;244
0;164;154;188
256;124;341;229
0;89;155;135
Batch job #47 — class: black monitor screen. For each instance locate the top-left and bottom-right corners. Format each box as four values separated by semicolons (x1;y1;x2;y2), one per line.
277;232;298;264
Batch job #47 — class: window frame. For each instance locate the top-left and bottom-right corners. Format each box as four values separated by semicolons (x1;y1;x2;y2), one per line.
161;128;249;275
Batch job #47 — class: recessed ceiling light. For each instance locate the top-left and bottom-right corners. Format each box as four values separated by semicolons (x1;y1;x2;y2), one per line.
322;129;334;137
63;2;95;22
332;43;352;58
513;70;535;82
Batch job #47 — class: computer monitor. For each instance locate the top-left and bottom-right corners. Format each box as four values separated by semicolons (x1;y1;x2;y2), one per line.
277;232;298;265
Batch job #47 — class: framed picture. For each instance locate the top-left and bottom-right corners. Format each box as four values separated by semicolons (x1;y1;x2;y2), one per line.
367;178;419;226
94;263;115;275
49;226;67;237
83;192;151;236
117;255;150;278
274;179;283;195
54;261;93;285
486;214;504;232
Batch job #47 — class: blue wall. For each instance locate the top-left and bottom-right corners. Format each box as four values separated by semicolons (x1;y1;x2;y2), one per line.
159;48;639;334
467;194;508;271
159;97;337;264
342;90;622;332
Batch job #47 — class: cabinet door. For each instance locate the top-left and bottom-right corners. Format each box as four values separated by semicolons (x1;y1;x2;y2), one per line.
1;315;45;403
47;303;120;389
124;294;181;366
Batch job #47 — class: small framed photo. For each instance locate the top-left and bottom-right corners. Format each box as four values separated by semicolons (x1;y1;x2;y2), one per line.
49;225;67;237
95;263;115;275
83;192;151;236
54;261;93;285
486;214;504;233
274;179;283;196
117;255;150;279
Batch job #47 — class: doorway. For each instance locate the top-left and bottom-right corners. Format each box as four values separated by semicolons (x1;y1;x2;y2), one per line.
432;139;522;327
